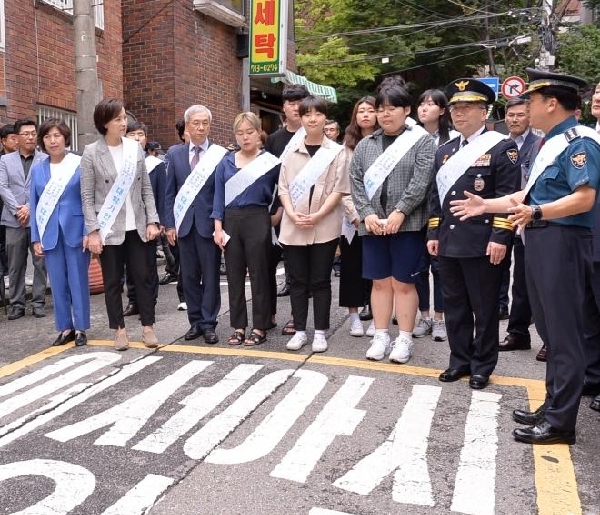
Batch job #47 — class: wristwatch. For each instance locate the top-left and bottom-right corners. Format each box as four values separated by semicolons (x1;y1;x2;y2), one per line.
531;205;543;221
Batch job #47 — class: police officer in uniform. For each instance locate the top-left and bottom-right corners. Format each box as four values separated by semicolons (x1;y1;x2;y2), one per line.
427;78;519;390
450;68;600;444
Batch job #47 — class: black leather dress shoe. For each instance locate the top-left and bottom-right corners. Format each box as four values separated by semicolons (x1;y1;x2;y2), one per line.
184;325;203;341
590;394;600;412
535;345;547;362
53;330;76;346
439;367;470;382
7;305;25;320
203;329;219;345
499;334;531;351
498;306;510;320
359;304;372;321
75;332;87;347
513;421;576;445
513;405;545;425
581;382;600;397
469;375;489;389
277;285;290;297
123;304;139;317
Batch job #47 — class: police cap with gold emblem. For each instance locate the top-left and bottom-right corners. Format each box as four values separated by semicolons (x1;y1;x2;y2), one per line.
522;67;587;96
445;78;496;105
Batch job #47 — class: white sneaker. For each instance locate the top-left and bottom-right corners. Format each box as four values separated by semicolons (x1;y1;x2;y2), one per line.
312;333;328;352
286;332;308;351
349;318;364;337
177;302;187;311
365;333;390;361
413;317;432;338
365;321;375;337
389;334;414;364
432;319;447;341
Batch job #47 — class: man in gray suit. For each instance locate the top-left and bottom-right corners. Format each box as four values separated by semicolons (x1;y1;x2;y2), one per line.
0;119;47;319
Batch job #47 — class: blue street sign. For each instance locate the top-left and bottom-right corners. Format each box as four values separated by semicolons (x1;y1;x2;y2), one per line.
479;77;500;100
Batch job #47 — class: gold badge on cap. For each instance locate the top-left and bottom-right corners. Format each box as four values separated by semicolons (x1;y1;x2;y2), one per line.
571;152;587;169
474;173;485;191
506;149;518;164
455;80;469;91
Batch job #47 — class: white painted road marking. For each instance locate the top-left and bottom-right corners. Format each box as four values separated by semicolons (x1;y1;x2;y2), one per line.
333;384;442;506
451;391;501;515
100;474;175;515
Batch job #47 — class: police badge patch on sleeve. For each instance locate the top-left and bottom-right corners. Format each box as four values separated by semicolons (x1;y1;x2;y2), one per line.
506;149;518;164
571;153;586;169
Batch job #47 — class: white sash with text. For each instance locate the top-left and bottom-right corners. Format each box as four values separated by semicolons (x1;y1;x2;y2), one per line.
174;144;227;233
36;153;81;242
280;127;306;163
436;131;505;206
225;152;281;206
288;144;344;207
363;125;428;201
97;138;138;244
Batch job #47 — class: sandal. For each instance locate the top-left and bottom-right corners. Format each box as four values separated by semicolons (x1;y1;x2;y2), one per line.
244;329;267;346
281;319;296;336
228;330;246;346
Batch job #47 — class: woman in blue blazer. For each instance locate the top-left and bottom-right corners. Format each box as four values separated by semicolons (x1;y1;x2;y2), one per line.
30;118;90;347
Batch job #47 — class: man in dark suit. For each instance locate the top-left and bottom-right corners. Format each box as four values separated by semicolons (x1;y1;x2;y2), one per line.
0;119;47;320
164;105;223;344
427;78;519;390
498;98;541;353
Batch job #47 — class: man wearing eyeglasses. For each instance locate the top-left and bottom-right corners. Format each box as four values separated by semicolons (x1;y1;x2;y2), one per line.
0;119;47;320
497;98;541;356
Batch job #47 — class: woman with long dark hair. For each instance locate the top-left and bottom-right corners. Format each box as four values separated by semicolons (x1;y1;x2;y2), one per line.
340;96;378;337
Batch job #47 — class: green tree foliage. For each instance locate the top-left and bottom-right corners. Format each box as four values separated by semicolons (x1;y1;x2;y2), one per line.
295;0;540;119
556;25;600;83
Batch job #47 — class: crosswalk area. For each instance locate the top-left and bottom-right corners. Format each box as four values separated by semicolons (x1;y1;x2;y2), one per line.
0;345;578;514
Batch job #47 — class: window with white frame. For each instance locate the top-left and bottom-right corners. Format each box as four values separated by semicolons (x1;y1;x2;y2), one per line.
0;0;5;51
41;0;104;31
37;105;79;152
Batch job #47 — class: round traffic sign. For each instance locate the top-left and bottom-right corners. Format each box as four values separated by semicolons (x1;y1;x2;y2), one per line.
501;76;526;99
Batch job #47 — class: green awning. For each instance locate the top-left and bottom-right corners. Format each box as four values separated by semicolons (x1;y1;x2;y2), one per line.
271;70;337;103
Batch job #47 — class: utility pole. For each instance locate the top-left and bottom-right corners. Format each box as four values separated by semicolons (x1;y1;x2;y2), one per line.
74;0;100;149
537;0;556;71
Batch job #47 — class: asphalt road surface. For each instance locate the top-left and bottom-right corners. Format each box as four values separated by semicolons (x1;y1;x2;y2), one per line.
0;267;598;515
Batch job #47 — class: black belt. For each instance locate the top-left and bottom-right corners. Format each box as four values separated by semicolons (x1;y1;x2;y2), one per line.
525;220;549;228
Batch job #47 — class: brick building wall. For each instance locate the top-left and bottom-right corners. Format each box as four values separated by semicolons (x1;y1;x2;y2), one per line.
123;0;244;149
0;0;123;128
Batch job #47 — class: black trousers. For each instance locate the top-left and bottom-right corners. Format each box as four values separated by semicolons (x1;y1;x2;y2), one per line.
525;225;590;431
339;233;371;308
284;238;338;331
268;241;283;316
506;237;532;337
99;231;155;329
584;262;600;387
224;206;271;330
498;248;511;310
126;240;159;305
438;255;503;377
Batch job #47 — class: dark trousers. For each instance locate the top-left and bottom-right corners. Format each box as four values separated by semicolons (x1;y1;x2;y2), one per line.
268;241;283;316
126;240;159;305
339;233;371;308
224;207;271;330
525;225;590;431
284;239;338;331
506;237;532;337
438;255;503;377
99;231;155;329
584;262;600;387
498;248;511;310
416;252;443;313
179;229;221;330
